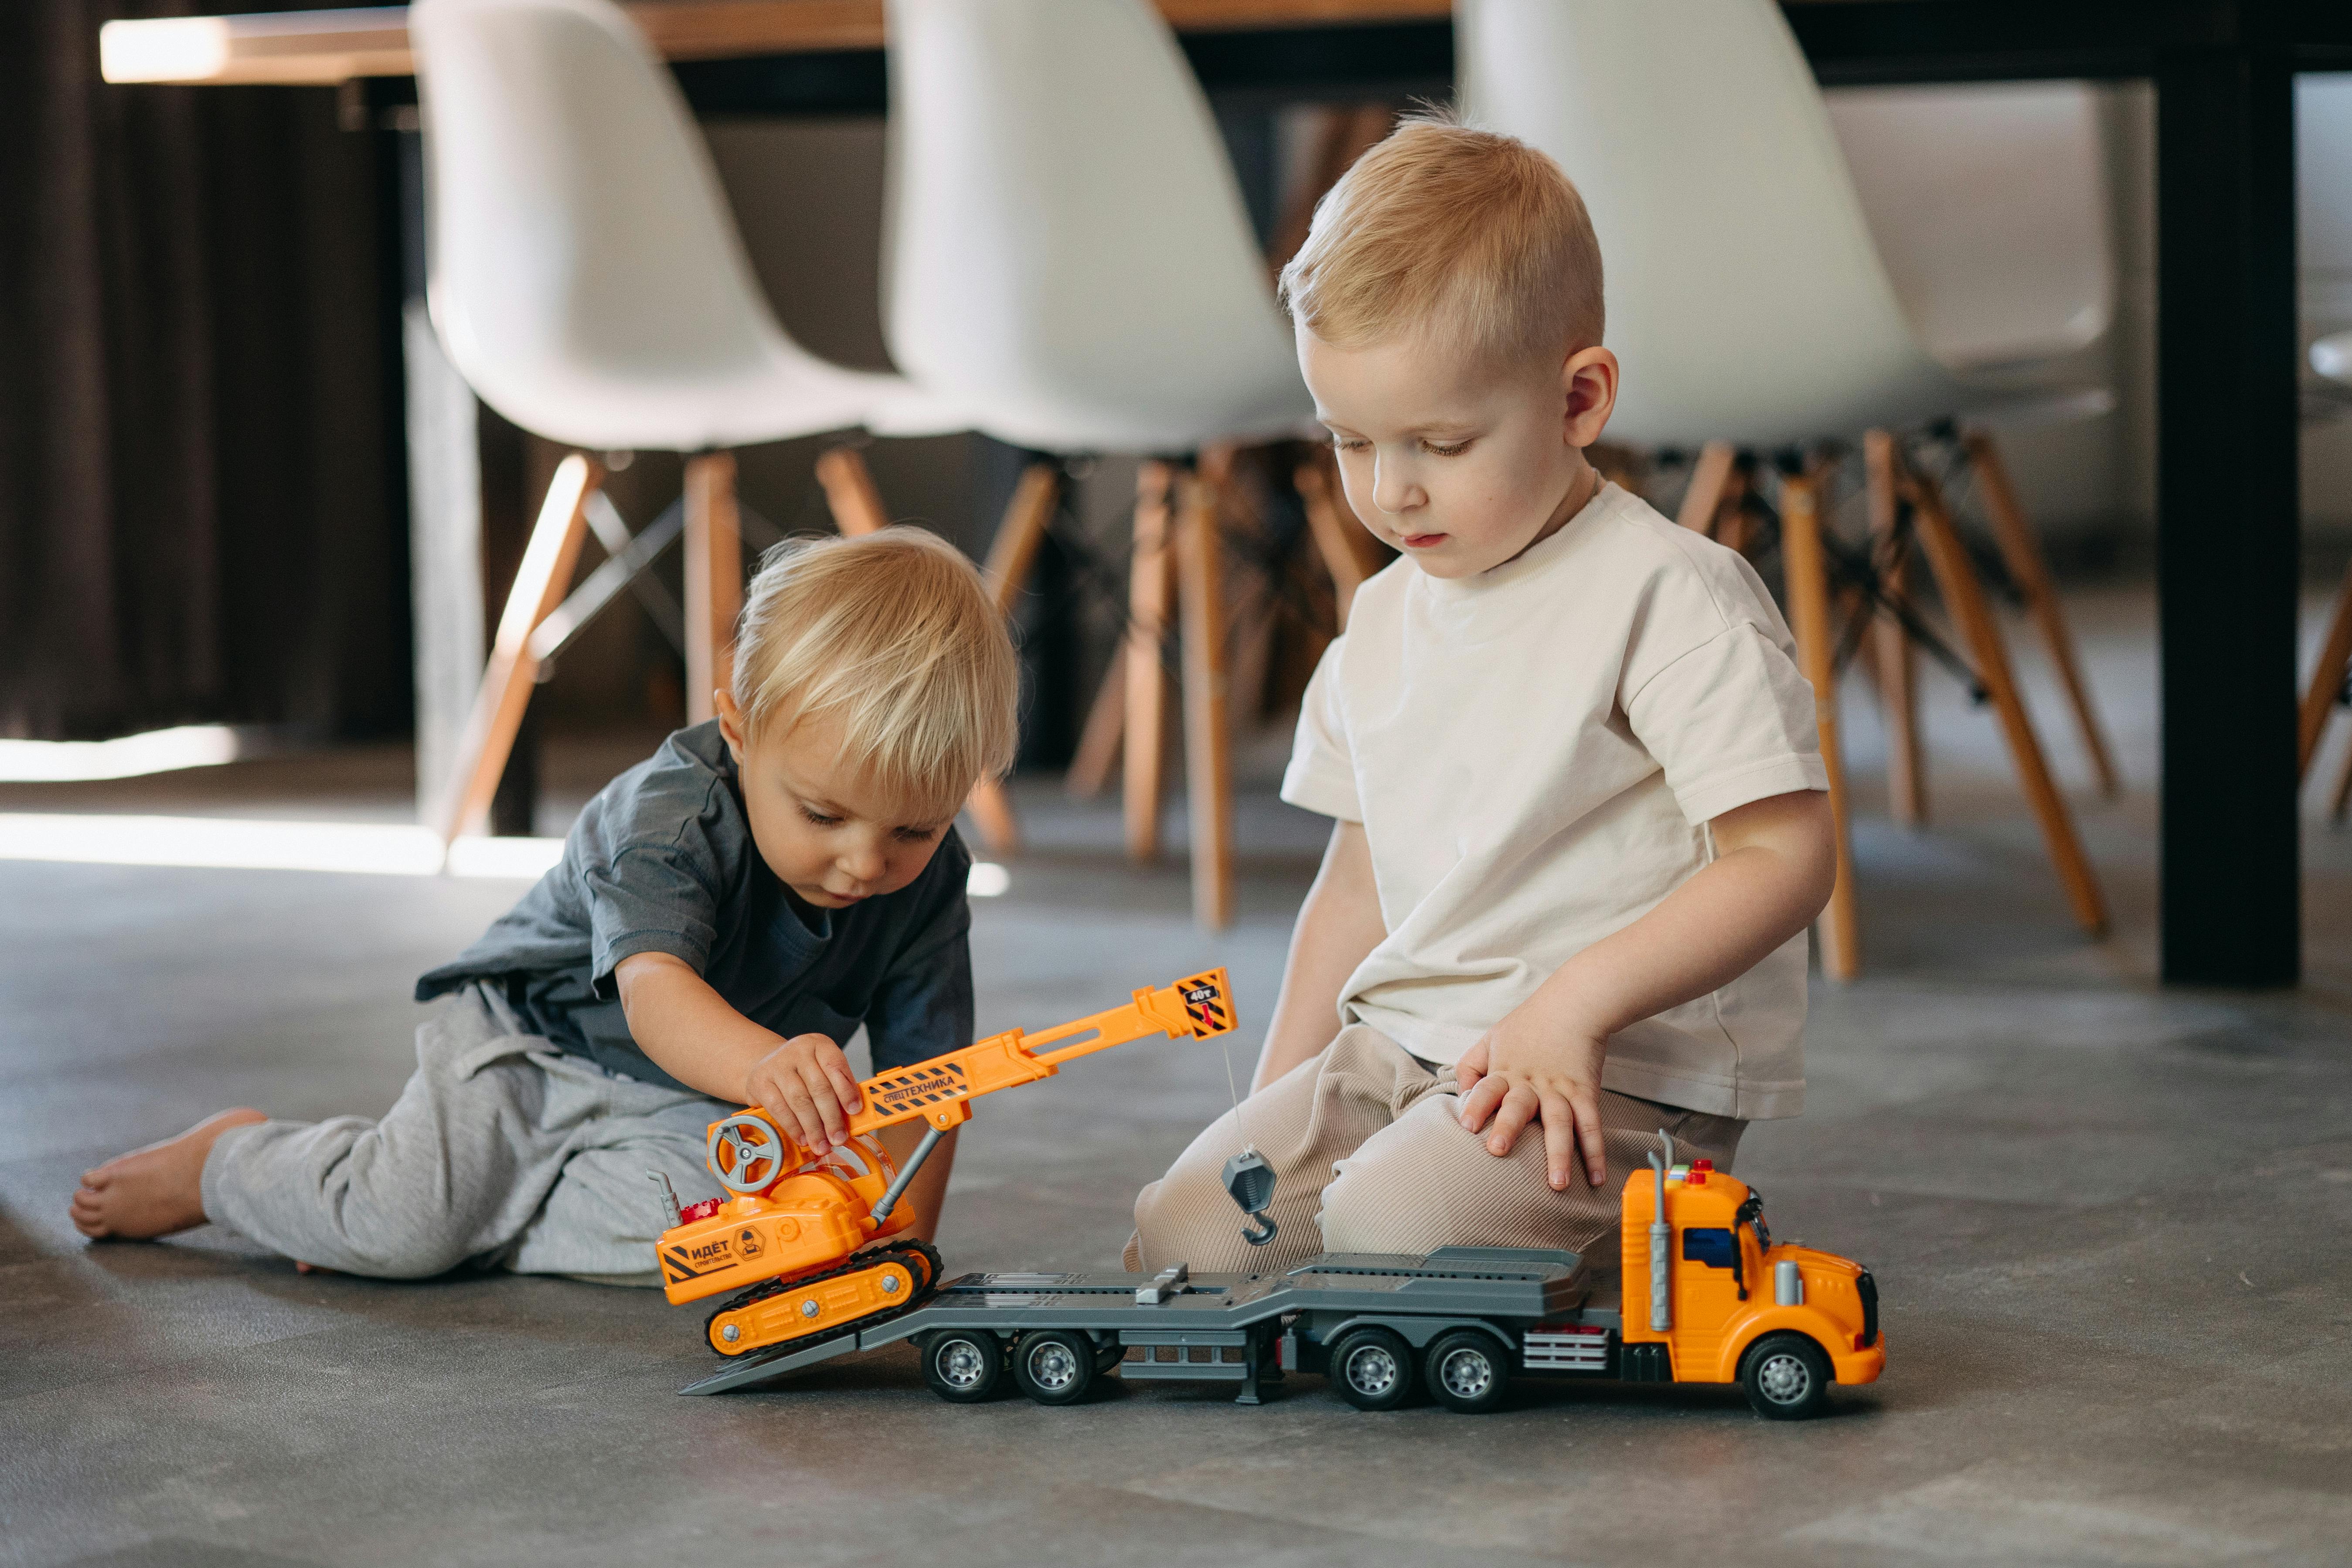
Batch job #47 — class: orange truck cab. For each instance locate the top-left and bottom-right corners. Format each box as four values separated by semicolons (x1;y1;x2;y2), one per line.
1616;1136;1885;1415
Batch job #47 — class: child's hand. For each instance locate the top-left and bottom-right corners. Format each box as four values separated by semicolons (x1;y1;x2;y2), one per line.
1454;1007;1609;1192
743;1033;864;1156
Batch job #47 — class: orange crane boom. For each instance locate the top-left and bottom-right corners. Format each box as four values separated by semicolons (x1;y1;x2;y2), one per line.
850;967;1236;1140
701;969;1236;1194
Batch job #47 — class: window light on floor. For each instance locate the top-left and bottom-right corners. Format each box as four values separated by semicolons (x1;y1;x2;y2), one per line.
0;810;1015;897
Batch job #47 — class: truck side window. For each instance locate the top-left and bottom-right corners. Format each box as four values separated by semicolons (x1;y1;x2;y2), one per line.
1682;1228;1738;1269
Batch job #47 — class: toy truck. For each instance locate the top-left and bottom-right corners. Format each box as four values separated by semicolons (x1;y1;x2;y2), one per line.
678;1132;1885;1420
647;971;1241;1361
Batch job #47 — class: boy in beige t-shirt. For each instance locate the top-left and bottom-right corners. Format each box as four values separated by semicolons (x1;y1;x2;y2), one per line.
1130;117;1835;1277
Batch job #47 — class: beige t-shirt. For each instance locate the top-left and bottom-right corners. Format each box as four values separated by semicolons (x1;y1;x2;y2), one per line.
1280;481;1826;1120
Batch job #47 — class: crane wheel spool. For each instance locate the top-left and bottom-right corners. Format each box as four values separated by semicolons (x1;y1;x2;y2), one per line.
708;1112;787;1197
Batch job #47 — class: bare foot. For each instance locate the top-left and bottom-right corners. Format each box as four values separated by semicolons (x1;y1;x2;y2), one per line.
71;1109;267;1240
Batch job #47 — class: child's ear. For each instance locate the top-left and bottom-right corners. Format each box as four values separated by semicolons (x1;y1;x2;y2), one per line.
714;690;749;761
1561;346;1620;449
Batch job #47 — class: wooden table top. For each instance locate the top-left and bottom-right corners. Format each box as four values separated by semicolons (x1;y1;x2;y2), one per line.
98;0;1458;86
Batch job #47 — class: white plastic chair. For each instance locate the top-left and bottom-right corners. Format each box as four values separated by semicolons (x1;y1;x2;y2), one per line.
411;0;940;844
1818;77;2122;804
2303;329;2352;806
880;0;1318;926
1827;83;2114;381
2297;79;2352;809
1460;0;2113;973
2301;76;2352;344
878;0;1310;454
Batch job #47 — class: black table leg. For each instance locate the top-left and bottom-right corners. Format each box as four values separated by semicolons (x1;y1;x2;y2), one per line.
2155;29;2303;985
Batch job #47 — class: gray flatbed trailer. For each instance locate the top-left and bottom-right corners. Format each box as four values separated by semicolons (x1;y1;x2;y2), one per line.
681;1246;1621;1412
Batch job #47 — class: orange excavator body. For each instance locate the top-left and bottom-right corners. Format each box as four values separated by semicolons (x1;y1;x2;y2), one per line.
655;970;1237;1356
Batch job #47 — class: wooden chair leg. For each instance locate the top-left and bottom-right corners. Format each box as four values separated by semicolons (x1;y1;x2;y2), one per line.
1865;431;1926;827
1903;457;2108;936
1296;450;1385;631
438;453;602;845
1227;588;1278;741
981;463;1061;614
1124;461;1176;861
1176;471;1235;930
2297;558;2352;780
955;462;1065;857
1962;429;2121;797
684;452;742;726
964;779;1018;855
1268;104;1394;277
815;446;889;537
1676;441;1738;536
2329;723;2352;822
1065;645;1127;799
1715;465;1757;556
1778;468;1861;981
1202;452;1277;741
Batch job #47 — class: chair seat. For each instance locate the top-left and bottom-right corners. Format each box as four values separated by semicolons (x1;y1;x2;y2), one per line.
456;338;930;454
1607;345;2111;449
1954;382;2117;430
2314;331;2352;384
868;377;1316;455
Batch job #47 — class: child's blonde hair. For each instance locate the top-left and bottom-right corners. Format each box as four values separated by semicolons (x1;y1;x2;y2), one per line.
1278;112;1604;371
732;527;1019;822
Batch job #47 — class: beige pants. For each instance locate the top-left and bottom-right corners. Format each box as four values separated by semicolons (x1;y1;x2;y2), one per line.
1128;1024;1745;1281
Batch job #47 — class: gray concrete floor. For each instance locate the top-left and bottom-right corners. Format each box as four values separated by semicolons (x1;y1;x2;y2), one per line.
4;584;2351;1568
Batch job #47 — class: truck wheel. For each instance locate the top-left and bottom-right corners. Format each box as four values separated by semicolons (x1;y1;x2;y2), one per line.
1327;1327;1416;1411
1739;1332;1832;1420
1423;1329;1511;1414
1013;1330;1098;1405
920;1330;1005;1403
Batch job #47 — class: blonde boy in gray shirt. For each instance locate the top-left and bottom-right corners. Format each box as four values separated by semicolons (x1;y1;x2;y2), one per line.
75;530;1018;1282
1132;118;1837;1277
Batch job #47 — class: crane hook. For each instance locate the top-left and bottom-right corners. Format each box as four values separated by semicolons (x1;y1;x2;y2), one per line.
1222;1147;1279;1248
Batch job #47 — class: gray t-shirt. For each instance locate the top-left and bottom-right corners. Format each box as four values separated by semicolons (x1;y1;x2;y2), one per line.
416;721;973;1093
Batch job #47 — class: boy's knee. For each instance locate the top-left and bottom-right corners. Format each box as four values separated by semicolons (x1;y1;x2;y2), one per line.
344;1217;474;1279
1131;1168;1250;1274
1317;1159;1459;1256
313;1181;478;1278
1318;1097;1573;1257
1131;1156;1317;1274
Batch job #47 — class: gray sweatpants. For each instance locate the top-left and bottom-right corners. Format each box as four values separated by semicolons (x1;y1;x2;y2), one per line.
200;982;729;1285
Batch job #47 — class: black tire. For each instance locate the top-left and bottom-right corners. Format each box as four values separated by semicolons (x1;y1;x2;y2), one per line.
1423;1329;1511;1415
1012;1330;1098;1406
1095;1340;1128;1376
1327;1327;1416;1411
1739;1332;1832;1420
919;1330;1005;1403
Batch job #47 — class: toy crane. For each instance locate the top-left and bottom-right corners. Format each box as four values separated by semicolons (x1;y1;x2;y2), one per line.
648;969;1238;1361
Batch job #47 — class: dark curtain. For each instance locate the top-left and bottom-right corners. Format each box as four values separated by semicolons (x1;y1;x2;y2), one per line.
0;1;409;741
